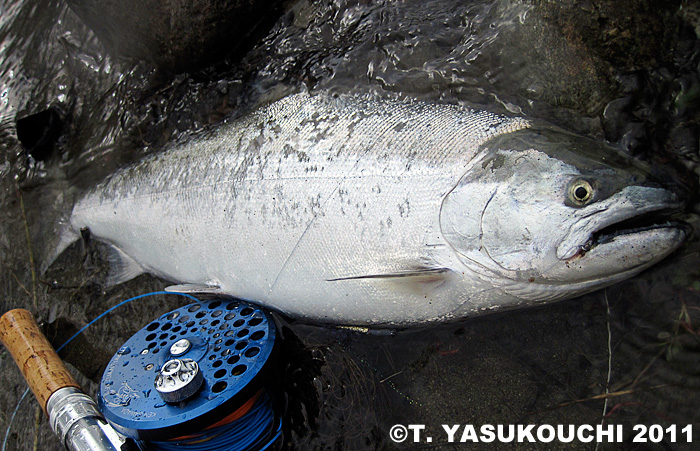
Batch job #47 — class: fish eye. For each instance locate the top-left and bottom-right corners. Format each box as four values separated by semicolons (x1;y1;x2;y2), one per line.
567;179;594;206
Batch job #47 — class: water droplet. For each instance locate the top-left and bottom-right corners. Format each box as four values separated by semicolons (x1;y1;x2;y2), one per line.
117;346;131;355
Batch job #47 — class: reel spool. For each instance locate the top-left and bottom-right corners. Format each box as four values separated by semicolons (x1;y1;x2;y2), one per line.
98;297;280;449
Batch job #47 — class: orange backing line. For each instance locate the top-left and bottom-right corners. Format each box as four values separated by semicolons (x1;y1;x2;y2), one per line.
167;390;262;442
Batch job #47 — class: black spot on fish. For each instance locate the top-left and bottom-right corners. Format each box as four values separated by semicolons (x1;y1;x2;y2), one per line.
483;153;507;171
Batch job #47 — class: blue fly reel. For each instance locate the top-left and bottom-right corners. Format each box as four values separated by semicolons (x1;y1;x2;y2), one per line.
98;297;277;441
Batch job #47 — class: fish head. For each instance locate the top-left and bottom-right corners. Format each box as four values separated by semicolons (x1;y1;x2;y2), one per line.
440;127;689;301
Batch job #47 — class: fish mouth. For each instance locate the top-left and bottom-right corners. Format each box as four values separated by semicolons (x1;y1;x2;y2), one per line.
571;210;690;261
541;199;688;288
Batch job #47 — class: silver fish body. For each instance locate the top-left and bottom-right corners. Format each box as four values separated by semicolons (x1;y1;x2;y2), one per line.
67;92;687;325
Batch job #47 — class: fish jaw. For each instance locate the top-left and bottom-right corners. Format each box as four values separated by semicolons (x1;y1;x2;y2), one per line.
565;225;685;274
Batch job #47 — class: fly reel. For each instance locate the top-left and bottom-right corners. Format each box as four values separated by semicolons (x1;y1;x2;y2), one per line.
98;297;280;449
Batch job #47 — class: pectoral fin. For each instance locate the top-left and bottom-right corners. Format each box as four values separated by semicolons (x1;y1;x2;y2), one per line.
327;268;451;283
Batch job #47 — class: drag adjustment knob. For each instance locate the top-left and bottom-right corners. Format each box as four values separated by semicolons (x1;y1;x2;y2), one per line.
154;358;203;403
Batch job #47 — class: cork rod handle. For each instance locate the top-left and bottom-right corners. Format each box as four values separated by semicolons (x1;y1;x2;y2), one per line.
0;309;80;414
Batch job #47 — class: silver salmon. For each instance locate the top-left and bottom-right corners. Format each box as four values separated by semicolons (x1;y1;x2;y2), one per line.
59;92;687;325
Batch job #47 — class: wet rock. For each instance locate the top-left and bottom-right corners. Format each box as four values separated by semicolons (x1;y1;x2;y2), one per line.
65;0;284;72
532;0;681;72
510;0;683;116
682;0;700;39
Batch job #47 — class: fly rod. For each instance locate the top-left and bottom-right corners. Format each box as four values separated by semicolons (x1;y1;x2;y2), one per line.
0;309;129;451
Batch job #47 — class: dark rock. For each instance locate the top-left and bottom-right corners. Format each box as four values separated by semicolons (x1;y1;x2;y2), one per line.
65;0;283;72
509;0;683;117
532;0;682;72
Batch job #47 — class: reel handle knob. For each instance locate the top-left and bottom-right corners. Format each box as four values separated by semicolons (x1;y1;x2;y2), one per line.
0;308;80;413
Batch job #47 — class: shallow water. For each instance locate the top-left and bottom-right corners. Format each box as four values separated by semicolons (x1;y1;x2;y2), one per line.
1;0;700;449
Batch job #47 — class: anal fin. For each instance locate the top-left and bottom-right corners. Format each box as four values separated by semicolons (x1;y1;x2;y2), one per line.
165;283;222;294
